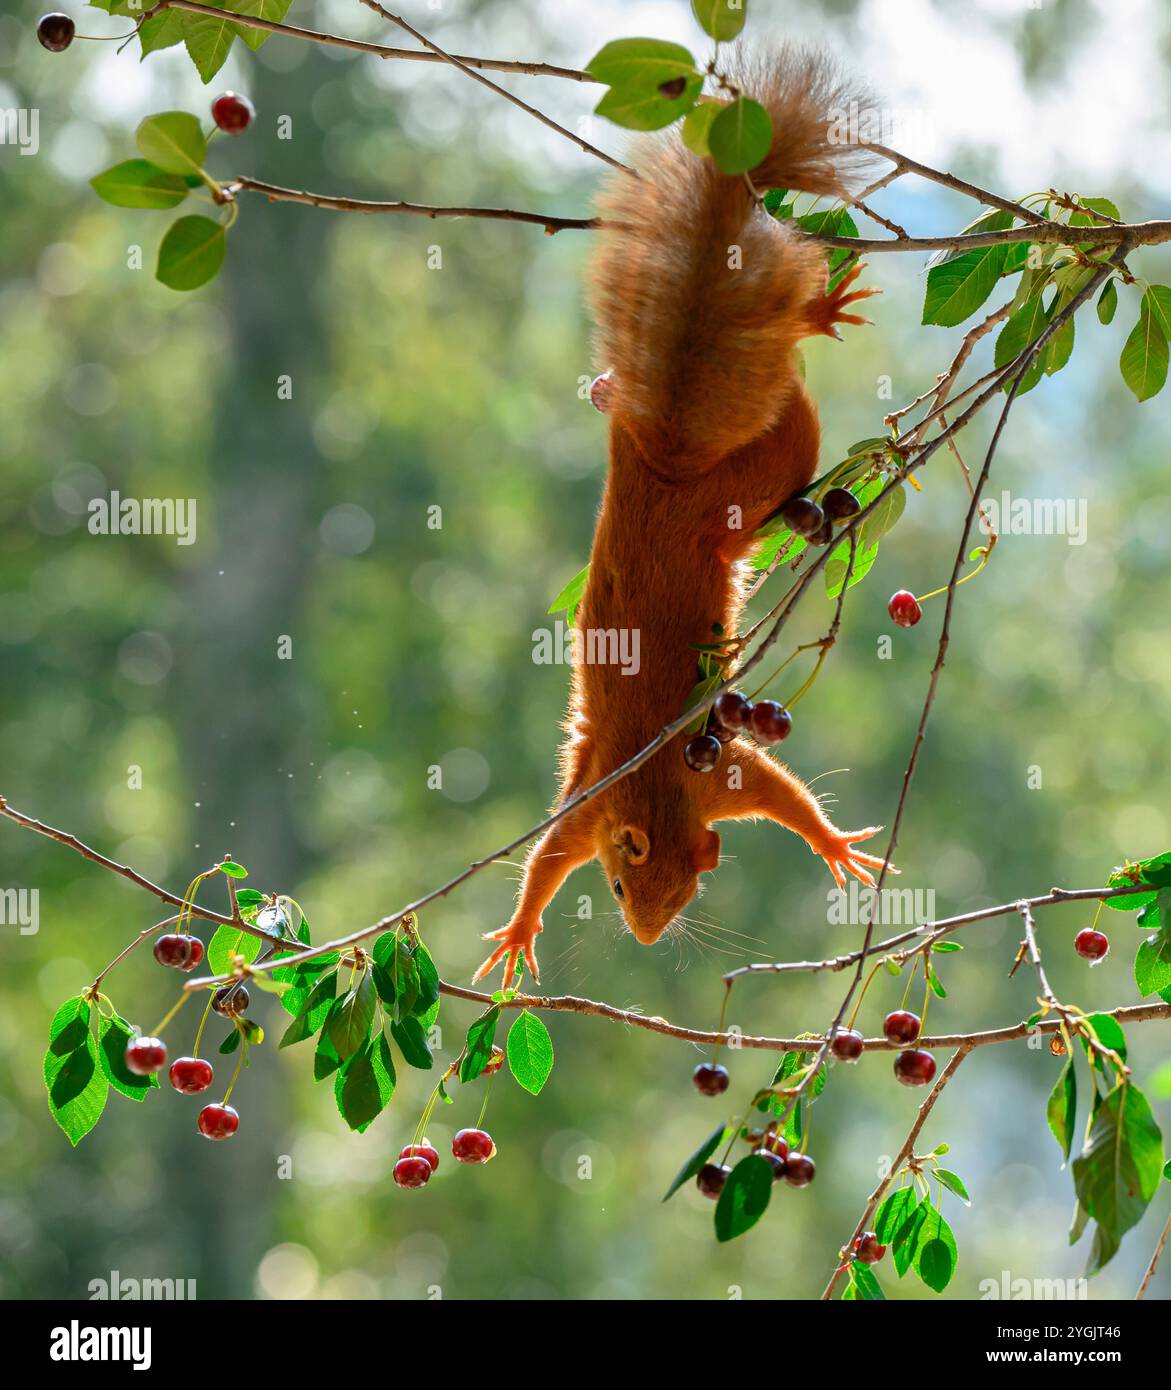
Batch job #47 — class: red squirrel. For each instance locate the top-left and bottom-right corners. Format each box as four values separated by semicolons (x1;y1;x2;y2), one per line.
475;51;887;985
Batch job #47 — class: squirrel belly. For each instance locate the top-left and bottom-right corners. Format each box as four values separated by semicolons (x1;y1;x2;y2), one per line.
472;49;888;986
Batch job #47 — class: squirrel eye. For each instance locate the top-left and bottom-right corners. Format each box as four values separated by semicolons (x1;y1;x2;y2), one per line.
613;878;624;899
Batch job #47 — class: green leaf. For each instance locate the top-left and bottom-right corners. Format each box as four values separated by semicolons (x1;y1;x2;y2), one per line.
926;962;947;998
411;943;440;1019
707;97;773;175
848;1260;886;1300
207;921;262;977
1145;285;1171;339
229;0;294;51
98;1012;159;1101
932;940;962;952
246;972;289;996
278;970;338;1048
459;1006;501;1083
1119;303;1169;402
313;1029;342;1081
218;1029;241;1055
994;290;1050;395
326;970;376;1061
1135;933;1171;996
874;1186;917;1244
506;1009;554;1095
595;74;702;132
923;238;1010;326
714;1153;773;1242
682;100;722;156
934;1168;970;1205
548;564;589;625
692;0;748;40
44;997;108;1146
135;112;207;176
333;1033;396;1133
390;1015;433;1070
156;216;227;293
137;9;186;56
1080;1013;1127;1071
217;859;248;878
182;0;238;82
90;159;189;210
586;37;697;87
1097;279;1118;325
662;1123;730;1202
1047;1056;1078;1163
892;1200;929;1277
1071;1082;1164;1274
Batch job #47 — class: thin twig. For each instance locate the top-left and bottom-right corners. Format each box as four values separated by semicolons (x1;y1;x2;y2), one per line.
821;1045;972;1300
357;0;635;177
1137;1211;1171;1299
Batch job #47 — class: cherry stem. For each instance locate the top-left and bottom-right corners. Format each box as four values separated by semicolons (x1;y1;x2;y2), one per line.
222;1037;246;1104
915;536;995;605
192;995;214;1058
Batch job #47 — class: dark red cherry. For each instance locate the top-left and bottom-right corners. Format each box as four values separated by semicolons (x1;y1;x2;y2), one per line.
856;1232;886;1264
831;1028;865;1062
894;1049;936;1087
169;1056;213;1094
211;91;255;135
823;487;861;520
696;1163;730;1199
393;1155;433;1189
883;1010;921;1046
125;1036;167;1075
749;700;792;745
888;590;922;628
1074;928;1109;961
780;497;825;538
153;933;193;969
692;1062;729;1096
400;1140;440;1173
184;937;206;970
713;690;753;733
212;984;249;1016
452;1128;496;1164
784;1152;816;1187
197;1102;239;1139
684;734;722;772
36;13;74;51
758;1149;788;1181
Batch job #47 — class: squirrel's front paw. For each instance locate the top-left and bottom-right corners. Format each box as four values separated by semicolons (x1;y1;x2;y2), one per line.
472;920;542;987
807;263;880;340
814;825;896;890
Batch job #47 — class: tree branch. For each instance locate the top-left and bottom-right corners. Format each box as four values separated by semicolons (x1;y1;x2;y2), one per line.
222;177;604;234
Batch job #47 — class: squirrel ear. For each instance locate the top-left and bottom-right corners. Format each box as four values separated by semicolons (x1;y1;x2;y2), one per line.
693;828;721;874
614;825;650;865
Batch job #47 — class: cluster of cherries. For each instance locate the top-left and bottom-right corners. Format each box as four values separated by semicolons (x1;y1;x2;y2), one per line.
394;1046;505;1190
120;932;241;1139
780;487;862;549
683;688;793;773
828;1009;937;1087
695;1117;817;1201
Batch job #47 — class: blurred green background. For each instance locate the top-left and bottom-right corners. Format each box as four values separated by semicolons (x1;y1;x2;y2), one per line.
2;0;1171;1301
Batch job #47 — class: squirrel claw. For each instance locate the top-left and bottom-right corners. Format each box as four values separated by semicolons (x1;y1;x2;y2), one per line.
816;825;897;889
808;263;880;339
472;923;541;987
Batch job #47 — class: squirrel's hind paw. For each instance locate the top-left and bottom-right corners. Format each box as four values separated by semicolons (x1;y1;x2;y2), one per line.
815;825;897;889
472;922;542;988
807;263;881;340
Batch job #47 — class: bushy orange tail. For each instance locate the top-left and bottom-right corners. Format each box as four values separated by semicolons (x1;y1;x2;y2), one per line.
589;48;874;469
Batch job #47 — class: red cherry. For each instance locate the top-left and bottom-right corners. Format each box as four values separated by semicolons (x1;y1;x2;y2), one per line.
589;371;614;412
696;1163;730;1199
1074;928;1109;962
153;933;193;969
169;1056;214;1094
883;1010;921;1046
212;984;249;1016
37;13;75;52
888;590;922;628
749;700;792;745
683;734;722;772
400;1140;440;1173
784;1152;816;1187
780;497;825;538
452;1128;496;1164
692;1062;729;1096
893;1049;936;1087
856;1232;886;1264
823;487;861;521
197;1102;239;1140
831;1028;865;1062
713;690;753;733
758;1149;788;1181
211;91;255;135
124;1036;167;1075
393;1156;433;1189
184;937;206;971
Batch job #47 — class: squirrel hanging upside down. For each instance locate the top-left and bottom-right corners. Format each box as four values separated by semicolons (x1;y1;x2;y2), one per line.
475;50;889;986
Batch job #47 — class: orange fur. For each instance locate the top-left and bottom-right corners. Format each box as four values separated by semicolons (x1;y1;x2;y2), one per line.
474;49;885;987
